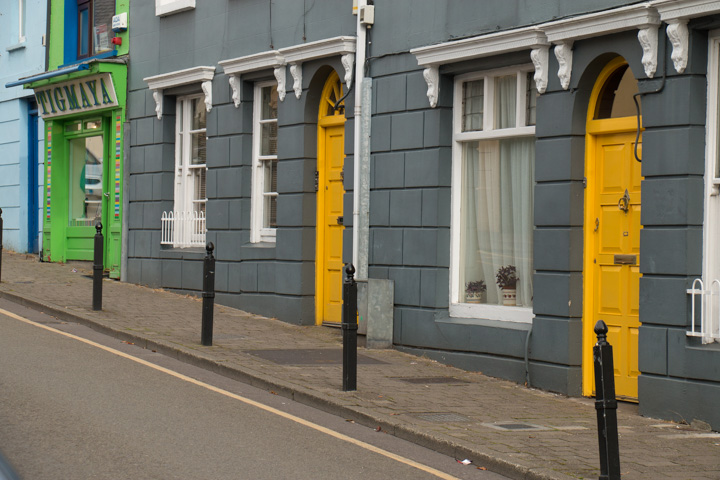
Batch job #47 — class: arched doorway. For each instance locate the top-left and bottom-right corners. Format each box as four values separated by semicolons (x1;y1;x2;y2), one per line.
583;57;643;400
315;71;347;325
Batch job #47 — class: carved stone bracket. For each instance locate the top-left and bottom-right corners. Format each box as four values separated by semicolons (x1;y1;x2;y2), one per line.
638;25;659;78
274;66;287;102
422;66;439;108
341;53;355;90
152;89;163;120
530;45;549;94
228;75;241;108
290;63;302;99
554;42;573;90
201;80;213;112
666;19;689;74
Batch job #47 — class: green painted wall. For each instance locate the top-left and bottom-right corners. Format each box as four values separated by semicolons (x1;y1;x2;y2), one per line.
35;16;128;277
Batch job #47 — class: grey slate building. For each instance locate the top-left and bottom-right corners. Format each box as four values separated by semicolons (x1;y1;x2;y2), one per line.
127;0;720;430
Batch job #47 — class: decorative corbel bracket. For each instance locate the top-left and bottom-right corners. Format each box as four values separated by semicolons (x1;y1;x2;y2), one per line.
201;80;213;112
228;75;241;108
554;41;573;90
341;53;355;90
274;66;287;101
666;19;689;74
290;63;302;99
422;66;440;108
144;66;216;120
530;45;549;94
152;89;163;120
638;25;659;78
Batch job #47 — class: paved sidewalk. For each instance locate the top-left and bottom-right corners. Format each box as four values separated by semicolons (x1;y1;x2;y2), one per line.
0;251;718;480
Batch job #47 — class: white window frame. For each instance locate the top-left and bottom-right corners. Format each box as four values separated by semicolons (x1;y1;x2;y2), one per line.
18;0;26;43
695;30;720;342
155;0;195;17
450;65;536;324
250;81;279;243
173;95;207;232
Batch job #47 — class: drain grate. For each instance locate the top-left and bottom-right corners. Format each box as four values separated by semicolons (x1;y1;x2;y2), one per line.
414;413;472;423
482;422;549;432
246;348;385;365
397;376;470;385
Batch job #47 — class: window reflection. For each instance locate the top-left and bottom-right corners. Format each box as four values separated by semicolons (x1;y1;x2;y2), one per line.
69;135;104;226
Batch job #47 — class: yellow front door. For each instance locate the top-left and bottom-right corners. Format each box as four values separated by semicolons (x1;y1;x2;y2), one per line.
588;131;642;399
584;58;643;400
316;72;346;325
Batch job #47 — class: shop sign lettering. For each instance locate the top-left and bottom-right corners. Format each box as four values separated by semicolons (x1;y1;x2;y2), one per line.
34;73;118;119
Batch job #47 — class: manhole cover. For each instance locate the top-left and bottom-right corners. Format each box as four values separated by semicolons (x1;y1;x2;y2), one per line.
246;349;385;365
414;413;472;423
397;376;469;385
482;422;549;432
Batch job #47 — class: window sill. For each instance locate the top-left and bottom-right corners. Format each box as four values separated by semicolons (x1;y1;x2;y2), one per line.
449;303;534;324
159;246;206;260
156;0;196;17
437;314;532;331
6;41;26;52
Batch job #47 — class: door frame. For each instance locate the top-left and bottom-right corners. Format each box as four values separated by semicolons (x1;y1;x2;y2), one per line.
582;57;643;396
315;71;346;325
62;115;111;263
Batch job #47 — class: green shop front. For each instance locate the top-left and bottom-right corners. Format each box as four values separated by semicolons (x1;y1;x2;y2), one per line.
29;63;126;278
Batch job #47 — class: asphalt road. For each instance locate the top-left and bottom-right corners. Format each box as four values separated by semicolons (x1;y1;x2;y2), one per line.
0;299;508;480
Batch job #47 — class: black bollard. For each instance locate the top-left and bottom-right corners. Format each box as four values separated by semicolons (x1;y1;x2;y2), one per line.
201;242;215;346
342;264;358;391
92;222;103;311
0;207;3;283
594;320;621;480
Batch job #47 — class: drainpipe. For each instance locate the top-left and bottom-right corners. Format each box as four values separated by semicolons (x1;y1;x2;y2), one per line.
353;0;370;281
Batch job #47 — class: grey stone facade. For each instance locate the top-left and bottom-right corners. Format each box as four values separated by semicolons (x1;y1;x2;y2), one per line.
127;1;720;431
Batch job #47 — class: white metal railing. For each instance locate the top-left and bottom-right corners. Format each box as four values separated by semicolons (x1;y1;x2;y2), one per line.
687;278;720;343
161;210;206;247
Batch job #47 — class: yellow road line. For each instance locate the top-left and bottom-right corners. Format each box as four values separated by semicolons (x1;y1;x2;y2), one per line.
0;307;461;480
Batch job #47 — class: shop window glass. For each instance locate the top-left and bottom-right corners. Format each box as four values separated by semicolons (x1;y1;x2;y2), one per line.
68;135;104;226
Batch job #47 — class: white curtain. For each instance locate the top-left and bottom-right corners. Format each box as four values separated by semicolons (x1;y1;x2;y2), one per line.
461;138;534;307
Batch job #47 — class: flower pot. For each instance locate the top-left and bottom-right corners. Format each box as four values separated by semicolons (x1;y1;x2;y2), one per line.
502;287;517;306
466;290;486;304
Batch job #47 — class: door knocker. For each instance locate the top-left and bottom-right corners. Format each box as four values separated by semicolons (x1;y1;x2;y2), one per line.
618;189;630;213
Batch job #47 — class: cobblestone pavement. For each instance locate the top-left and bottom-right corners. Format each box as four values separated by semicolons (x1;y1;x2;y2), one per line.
1;251;718;479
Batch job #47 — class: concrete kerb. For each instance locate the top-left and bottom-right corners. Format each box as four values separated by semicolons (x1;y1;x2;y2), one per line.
0;287;568;480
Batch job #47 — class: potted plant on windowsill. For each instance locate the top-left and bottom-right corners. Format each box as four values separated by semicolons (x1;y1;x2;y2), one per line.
465;280;487;304
496;265;518;306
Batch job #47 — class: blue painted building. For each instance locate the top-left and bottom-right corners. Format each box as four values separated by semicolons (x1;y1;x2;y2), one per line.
1;0;47;254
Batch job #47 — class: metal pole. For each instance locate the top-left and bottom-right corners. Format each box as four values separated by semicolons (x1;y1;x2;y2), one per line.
594;320;621;480
342;264;358;391
201;242;215;346
92;222;103;311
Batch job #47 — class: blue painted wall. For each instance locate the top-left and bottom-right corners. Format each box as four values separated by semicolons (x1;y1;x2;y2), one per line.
1;0;47;253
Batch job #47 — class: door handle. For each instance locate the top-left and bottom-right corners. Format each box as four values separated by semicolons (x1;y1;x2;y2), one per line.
337;216;343;225
103;192;110;198
618;189;630;213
